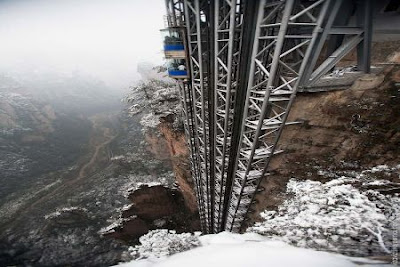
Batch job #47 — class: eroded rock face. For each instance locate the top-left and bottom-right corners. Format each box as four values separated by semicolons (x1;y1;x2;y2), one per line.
126;185;178;220
144;130;171;161
0;93;56;140
158;118;198;214
105;185;200;242
116;74;200;244
248;65;400;227
106;217;150;242
144;115;198;214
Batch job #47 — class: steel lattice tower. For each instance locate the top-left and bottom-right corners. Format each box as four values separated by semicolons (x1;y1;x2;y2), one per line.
163;0;374;233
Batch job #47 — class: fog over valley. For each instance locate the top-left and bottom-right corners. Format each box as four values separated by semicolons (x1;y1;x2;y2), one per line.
0;1;175;265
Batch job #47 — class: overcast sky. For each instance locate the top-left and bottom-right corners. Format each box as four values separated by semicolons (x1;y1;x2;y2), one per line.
0;0;166;89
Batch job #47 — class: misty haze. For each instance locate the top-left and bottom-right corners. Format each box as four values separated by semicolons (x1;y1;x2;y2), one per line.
0;0;177;265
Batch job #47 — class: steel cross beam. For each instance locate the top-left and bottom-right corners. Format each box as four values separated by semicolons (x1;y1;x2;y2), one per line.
212;0;243;233
184;0;213;232
299;0;373;88
225;0;333;232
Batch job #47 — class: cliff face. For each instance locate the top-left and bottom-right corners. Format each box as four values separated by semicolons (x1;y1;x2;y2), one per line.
104;185;199;242
128;77;198;214
248;54;400;225
105;72;200;242
143;117;197;213
158;119;198;213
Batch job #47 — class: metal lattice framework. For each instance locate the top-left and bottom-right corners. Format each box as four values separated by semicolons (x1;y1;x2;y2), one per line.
165;0;186;26
164;0;374;233
184;0;212;231
213;0;243;233
225;0;339;232
177;81;207;229
299;0;373;87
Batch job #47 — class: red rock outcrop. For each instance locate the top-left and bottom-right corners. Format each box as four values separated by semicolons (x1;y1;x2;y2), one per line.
144;115;198;214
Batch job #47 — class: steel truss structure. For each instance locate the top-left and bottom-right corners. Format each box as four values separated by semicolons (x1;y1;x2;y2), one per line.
184;0;213;232
177;82;207;228
213;0;243;233
164;0;374;233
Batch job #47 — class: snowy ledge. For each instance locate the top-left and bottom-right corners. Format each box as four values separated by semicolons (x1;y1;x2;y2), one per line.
115;232;389;267
113;164;399;266
248;164;400;257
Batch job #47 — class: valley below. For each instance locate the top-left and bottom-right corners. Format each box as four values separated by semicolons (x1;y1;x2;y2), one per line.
0;111;128;266
0;73;178;266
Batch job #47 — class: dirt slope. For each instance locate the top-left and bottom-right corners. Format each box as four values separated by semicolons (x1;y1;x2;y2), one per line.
247;51;400;227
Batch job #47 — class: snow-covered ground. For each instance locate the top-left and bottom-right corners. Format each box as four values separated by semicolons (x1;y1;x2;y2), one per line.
113;164;399;267
249;165;400;257
115;232;390;267
127;230;201;259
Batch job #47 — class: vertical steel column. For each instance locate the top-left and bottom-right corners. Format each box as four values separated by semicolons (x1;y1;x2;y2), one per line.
221;0;259;230
208;0;216;234
227;0;295;232
238;0;334;228
164;0;207;230
357;0;373;73
213;0;243;232
184;0;212;232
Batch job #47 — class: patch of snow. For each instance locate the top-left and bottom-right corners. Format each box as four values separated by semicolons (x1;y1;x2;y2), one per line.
115;232;388;267
121;172;175;198
248;165;400;256
366;180;392;186
127;229;201;260
44;206;88;220
99;215;138;235
135;182;163;189
140;113;161;132
369;165;391;173
329;66;358;78
121;204;133;211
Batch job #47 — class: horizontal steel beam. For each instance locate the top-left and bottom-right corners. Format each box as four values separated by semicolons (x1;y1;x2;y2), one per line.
329;27;363;35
